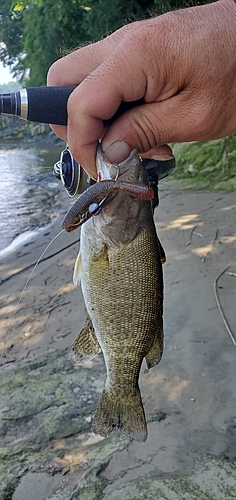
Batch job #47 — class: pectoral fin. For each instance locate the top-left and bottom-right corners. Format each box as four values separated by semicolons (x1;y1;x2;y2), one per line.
71;315;101;363
73;250;82;286
145;323;164;369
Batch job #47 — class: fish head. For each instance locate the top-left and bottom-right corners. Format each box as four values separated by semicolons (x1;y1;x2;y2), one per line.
96;145;148;185
92;145;152;247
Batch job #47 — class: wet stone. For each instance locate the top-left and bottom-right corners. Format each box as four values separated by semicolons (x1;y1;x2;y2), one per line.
0;348;106;498
1;348;236;500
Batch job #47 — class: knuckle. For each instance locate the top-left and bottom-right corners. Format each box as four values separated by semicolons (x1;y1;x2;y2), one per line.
129;113;158;153
124;28;148;56
192;99;219;138
67;90;90;122
47;60;63;86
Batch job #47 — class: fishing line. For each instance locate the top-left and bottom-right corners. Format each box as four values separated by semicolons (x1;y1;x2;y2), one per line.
0;237;80;285
0;229;66;363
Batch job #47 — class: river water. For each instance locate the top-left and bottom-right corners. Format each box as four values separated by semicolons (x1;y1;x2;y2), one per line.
0;142;66;253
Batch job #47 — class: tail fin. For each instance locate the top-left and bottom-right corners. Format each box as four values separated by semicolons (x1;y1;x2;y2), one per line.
92;388;147;442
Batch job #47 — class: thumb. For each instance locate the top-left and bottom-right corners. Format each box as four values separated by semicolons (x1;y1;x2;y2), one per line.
103;142;174;163
102;94;200;163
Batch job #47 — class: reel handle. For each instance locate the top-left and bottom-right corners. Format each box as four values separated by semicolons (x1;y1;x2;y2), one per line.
0;86;145;127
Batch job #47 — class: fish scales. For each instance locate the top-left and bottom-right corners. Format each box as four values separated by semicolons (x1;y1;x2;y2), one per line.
69;147;164;442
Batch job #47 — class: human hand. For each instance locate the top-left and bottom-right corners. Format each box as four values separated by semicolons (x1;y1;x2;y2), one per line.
47;0;236;179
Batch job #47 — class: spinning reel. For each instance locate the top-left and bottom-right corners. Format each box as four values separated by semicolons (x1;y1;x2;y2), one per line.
53;147;91;197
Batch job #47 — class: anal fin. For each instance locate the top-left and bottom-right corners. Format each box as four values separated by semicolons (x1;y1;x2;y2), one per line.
145;323;164;369
71;315;101;363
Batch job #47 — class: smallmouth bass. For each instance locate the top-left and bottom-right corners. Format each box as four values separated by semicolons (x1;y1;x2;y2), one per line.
63;146;164;442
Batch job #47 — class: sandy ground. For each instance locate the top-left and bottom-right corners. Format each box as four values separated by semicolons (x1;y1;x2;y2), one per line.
0;186;236;498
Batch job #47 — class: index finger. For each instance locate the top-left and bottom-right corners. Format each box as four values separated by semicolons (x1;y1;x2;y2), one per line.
65;42;149;177
47;42;113;147
47;22;154;176
47;32;132;172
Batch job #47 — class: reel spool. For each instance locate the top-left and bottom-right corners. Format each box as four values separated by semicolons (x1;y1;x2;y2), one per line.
53;147;90;197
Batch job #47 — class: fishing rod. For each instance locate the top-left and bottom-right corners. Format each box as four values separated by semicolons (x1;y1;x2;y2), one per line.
0;86;145;126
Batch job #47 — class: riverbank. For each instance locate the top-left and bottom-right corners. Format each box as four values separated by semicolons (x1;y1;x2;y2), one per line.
0;186;236;499
0;115;63;144
0;140;65;252
168;136;236;191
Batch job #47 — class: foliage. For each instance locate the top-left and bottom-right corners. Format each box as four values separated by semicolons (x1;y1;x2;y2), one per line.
0;0;24;74
0;0;212;86
165;135;236;190
22;0;88;86
82;0;155;39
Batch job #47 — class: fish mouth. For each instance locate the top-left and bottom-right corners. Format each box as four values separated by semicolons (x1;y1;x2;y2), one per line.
96;145;138;181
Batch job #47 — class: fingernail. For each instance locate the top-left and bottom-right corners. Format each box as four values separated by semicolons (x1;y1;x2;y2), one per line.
150;153;174;161
102;141;131;163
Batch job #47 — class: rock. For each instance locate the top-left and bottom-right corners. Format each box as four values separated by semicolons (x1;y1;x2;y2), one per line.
1;348;236;500
0;348;129;499
1;188;236;499
102;458;236;500
0;115;62;144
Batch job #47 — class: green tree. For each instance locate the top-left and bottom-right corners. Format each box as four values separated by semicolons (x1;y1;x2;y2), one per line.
22;0;88;86
0;0;24;78
82;0;155;39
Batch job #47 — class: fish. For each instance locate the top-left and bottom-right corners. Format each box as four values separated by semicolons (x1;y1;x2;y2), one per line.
62;146;164;442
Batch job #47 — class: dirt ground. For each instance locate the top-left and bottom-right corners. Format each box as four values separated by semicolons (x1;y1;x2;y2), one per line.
0;186;235;499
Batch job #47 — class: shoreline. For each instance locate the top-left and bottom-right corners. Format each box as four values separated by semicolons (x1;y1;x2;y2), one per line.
0;225;52;260
0;139;65;254
0;187;236;499
0;191;81;364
